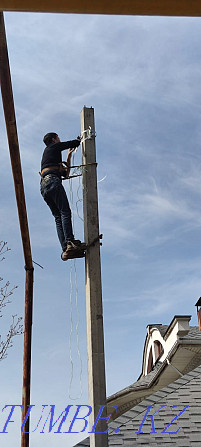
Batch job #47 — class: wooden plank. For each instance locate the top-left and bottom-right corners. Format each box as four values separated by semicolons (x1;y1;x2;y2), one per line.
1;0;201;16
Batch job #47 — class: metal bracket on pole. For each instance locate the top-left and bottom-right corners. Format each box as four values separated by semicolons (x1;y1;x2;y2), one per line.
87;234;103;249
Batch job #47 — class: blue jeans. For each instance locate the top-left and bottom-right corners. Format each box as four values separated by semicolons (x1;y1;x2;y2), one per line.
40;175;74;250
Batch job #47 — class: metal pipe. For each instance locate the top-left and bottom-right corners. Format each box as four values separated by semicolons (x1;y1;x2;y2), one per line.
0;12;34;447
21;268;34;446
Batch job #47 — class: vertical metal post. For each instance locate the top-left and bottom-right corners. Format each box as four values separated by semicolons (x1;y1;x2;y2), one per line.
81;107;108;447
21;268;34;446
0;13;34;447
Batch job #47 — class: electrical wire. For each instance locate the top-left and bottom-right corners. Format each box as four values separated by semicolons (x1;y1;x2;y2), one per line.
66;137;101;399
67;160;83;400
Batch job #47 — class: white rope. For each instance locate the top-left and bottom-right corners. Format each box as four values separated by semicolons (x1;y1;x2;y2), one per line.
74;259;83;397
98;175;107;183
80;126;96;144
75;175;84;222
72;146;79;155
66;140;102;398
81;136;92;144
68;259;83;400
67;164;83;400
68;259;74;399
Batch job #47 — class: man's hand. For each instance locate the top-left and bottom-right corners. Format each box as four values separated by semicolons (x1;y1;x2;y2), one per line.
68;147;76;157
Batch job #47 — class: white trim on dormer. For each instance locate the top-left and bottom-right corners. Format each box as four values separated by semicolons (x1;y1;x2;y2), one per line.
144;328;165;374
143;316;191;376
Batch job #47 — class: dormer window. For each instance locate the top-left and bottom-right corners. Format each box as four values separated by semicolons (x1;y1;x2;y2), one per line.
147;347;153;374
143;317;191;378
154;340;164;362
146;341;164;374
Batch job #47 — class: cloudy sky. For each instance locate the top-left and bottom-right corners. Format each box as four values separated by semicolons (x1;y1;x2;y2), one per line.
1;10;201;447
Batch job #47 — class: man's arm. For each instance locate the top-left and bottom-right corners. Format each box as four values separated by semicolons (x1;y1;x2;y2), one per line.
64;148;76;178
56;138;81;151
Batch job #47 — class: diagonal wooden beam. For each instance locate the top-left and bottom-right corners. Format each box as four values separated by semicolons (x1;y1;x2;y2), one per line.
0;11;32;269
0;12;33;447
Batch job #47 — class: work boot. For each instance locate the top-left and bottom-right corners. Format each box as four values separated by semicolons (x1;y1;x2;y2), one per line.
70;240;87;250
61;240;82;261
70;239;82;248
61;251;69;261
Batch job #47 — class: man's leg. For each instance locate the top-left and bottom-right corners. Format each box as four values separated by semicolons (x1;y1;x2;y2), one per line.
41;178;66;250
50;180;74;246
41;177;82;258
44;196;66;250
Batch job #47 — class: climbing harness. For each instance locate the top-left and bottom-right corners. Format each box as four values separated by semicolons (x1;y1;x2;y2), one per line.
40;165;60;176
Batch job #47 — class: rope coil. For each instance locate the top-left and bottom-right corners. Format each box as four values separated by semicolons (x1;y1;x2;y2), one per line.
81;126;96;143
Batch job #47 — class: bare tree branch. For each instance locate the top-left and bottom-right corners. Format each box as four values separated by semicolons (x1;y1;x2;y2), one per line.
0;241;11;262
0;315;23;360
0;241;23;361
0;281;18;316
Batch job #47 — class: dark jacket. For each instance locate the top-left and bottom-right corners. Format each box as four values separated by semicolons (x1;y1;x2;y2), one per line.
41;139;80;178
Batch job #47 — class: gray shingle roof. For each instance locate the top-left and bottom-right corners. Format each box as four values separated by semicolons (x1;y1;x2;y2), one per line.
182;325;201;340
74;365;201;446
149;322;201;342
107;324;201;406
108;361;163;401
147;324;169;337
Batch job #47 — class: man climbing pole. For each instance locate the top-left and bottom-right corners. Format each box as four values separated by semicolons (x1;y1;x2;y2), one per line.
40;132;85;261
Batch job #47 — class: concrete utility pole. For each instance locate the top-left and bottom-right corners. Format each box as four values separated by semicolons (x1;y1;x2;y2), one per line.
81;107;108;447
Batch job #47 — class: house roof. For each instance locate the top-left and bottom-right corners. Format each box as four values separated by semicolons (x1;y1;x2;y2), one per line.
74;364;201;446
109;361;163;399
147;318;201;340
74;320;201;446
152;324;169;338
182;325;201;340
108;324;201;403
